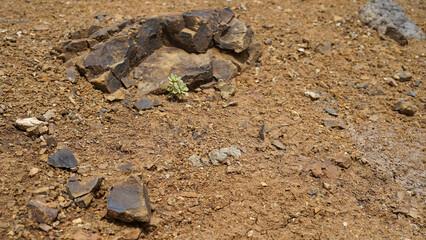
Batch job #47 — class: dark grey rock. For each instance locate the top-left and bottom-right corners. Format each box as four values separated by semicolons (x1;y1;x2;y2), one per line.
407;91;415;97
324;107;338;116
107;175;151;223
359;0;424;44
47;149;78;169
134;99;153;110
27;200;58;224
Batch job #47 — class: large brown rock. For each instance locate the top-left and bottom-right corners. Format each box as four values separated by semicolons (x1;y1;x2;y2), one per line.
107;175;151;223
133;47;213;95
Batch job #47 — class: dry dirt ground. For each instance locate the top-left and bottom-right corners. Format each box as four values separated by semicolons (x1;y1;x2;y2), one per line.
0;0;425;239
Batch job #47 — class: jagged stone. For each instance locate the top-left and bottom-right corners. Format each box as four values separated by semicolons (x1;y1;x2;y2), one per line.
107;175;151;223
47;149;78;169
66;177;103;208
215;18;254;53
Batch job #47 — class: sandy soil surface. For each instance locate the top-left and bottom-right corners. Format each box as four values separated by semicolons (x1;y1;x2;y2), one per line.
0;0;424;239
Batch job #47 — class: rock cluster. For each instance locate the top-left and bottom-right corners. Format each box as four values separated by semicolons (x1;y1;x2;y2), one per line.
359;0;425;45
57;8;262;94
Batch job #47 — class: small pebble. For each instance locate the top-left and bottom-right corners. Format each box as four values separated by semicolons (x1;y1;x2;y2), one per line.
407;91;415;97
29;168;40;177
343;222;348;227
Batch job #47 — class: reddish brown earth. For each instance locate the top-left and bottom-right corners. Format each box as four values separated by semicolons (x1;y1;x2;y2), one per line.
0;0;425;239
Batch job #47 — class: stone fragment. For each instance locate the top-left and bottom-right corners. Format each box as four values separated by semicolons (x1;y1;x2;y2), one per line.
121;77;137;88
359;0;424;44
64;67;79;83
393;100;417;116
107;175;152;223
393;71;412;82
188;154;203;167
88;70;123;93
226;162;242;174
27;200;58;224
304;91;320;100
208;149;228;165
38;223;52;232
271;140;286;150
211;57;236;81
63;39;89;53
29;168;40;177
43;109;57;121
106;88;127;102
47;149;78;169
66;177;103;207
217;82;235;100
334;155;352;169
134;99;153;110
215;18;254;53
407;91;415;97
220;145;242;158
14;117;46;131
323;119;346;129
324;108;338;116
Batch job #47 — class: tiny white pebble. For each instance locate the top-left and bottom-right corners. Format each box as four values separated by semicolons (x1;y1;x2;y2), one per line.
343;222;348;227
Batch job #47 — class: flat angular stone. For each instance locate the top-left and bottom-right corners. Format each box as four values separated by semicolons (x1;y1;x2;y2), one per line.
47;149;78;169
134;47;212;95
215;18;254;53
27;200;58;224
107;175;151;223
211;56;236;81
66;177;103;199
134;99;153;110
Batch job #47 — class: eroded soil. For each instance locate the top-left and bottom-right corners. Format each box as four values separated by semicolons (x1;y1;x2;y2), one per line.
0;0;425;239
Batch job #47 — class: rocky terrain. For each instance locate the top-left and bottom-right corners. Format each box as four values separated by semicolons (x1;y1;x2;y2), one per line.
0;0;424;239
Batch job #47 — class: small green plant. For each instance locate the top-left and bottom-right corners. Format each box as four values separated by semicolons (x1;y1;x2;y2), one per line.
166;74;189;100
